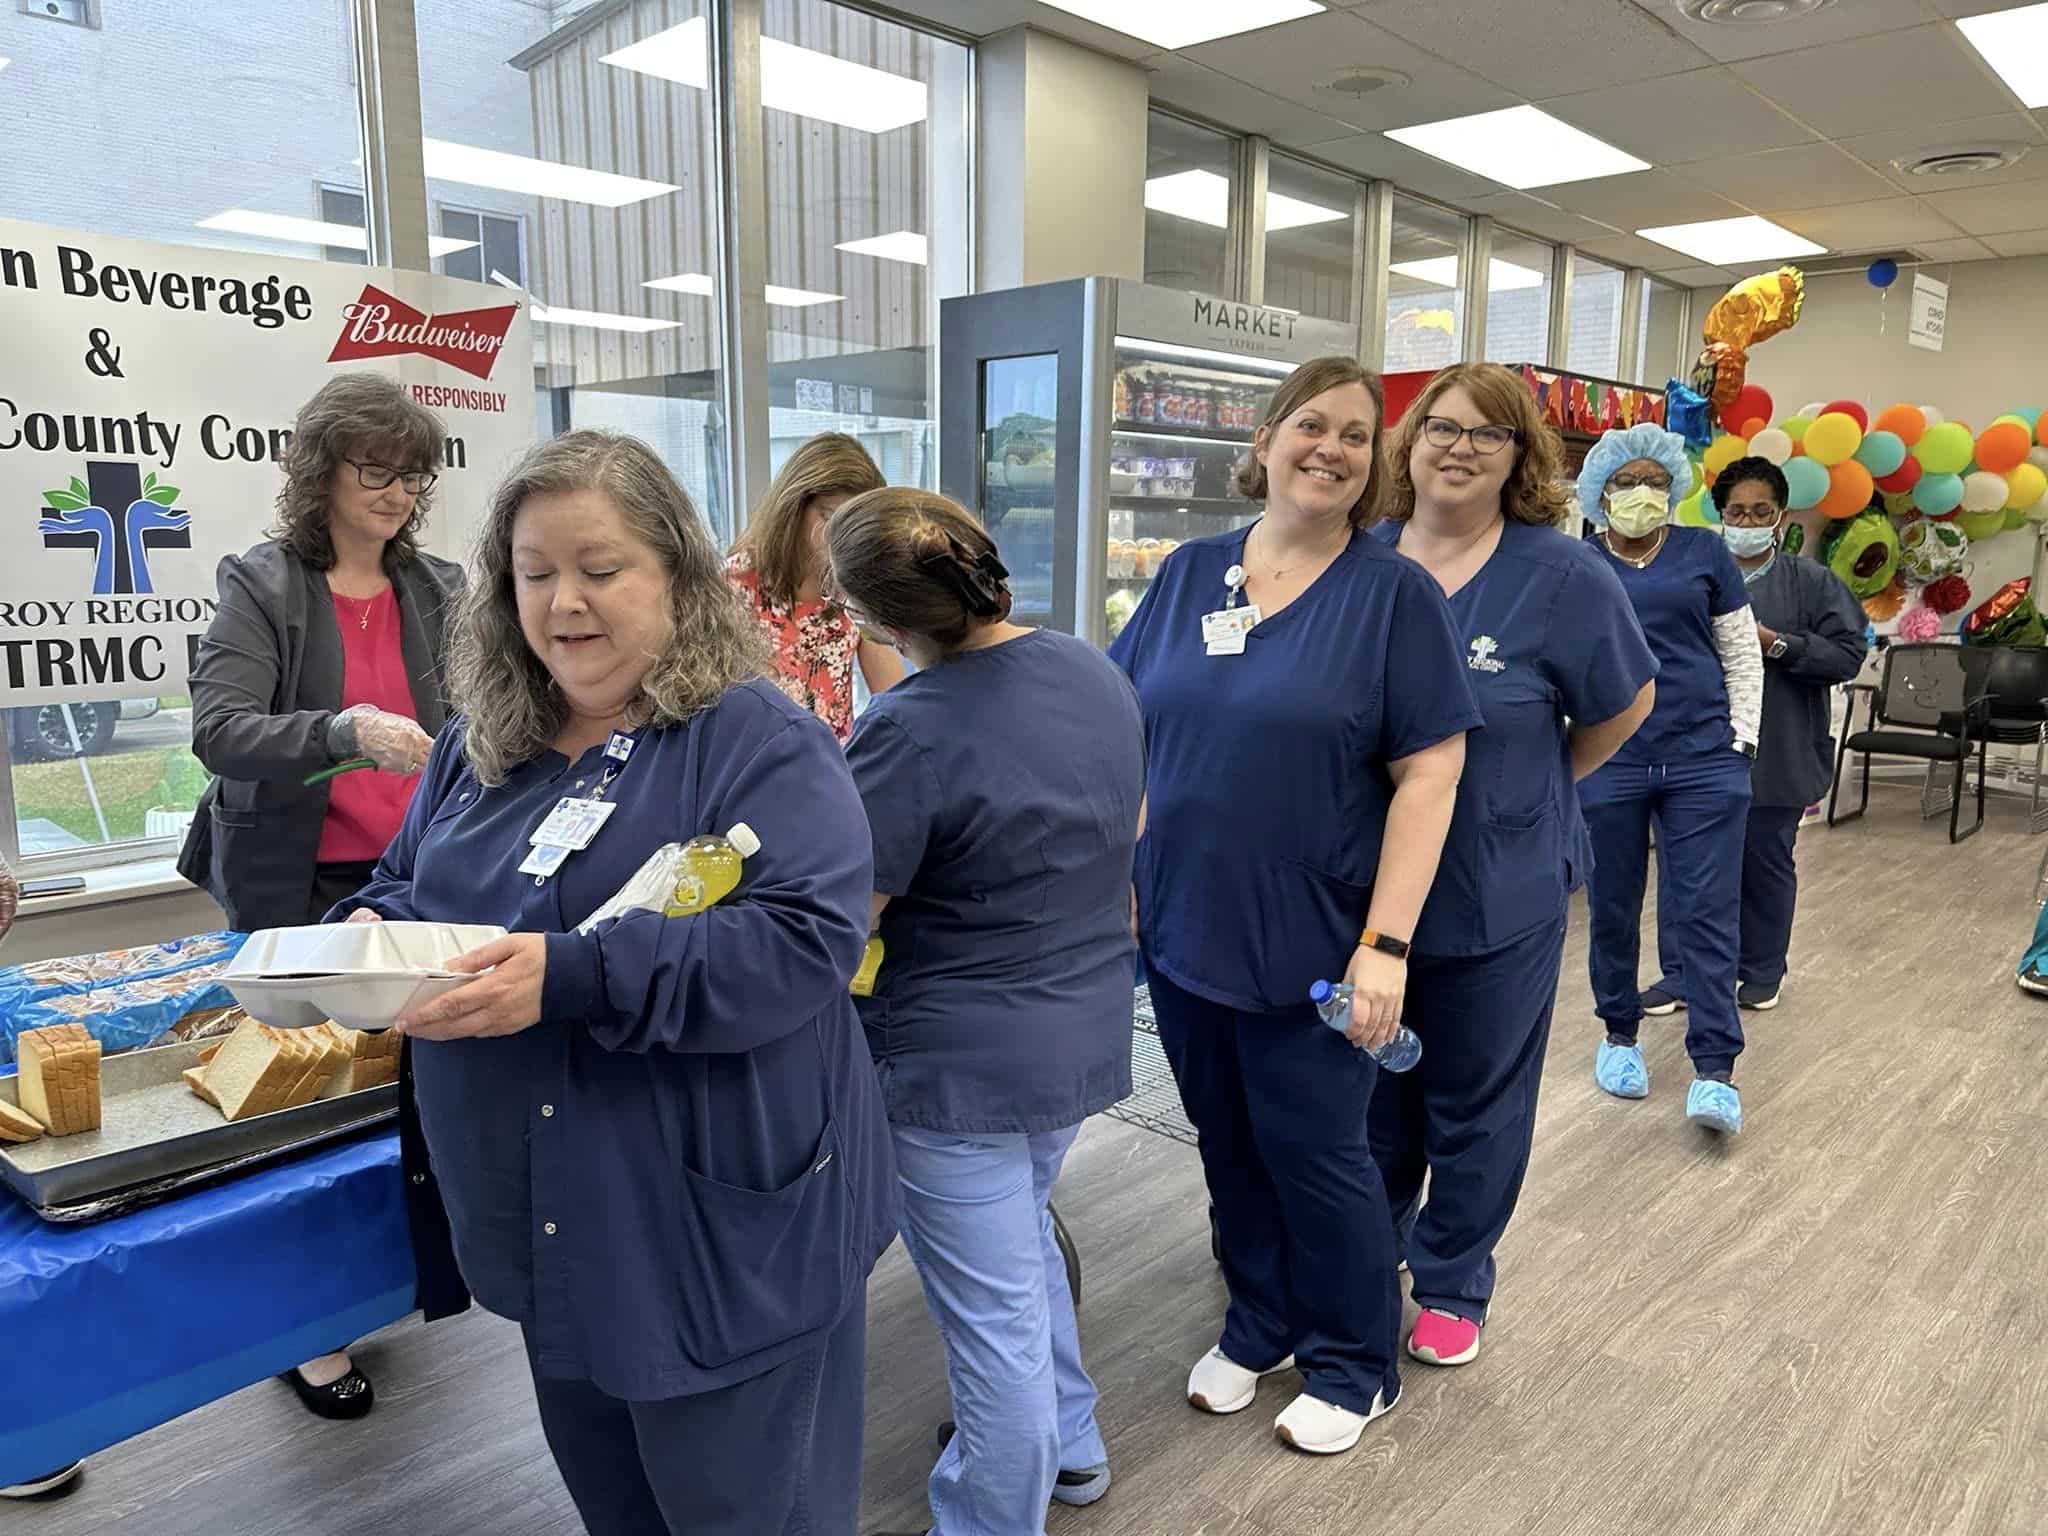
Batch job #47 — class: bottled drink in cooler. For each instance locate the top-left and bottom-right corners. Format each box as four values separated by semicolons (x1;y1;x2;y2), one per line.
664;823;761;915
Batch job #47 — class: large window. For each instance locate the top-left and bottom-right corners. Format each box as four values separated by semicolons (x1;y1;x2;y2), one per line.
1263;154;1357;324
1145;112;1238;296
418;0;730;535
1566;254;1625;378
1637;277;1687;386
1484;232;1553;366
1385;195;1467;372
760;1;969;496
0;1;368;872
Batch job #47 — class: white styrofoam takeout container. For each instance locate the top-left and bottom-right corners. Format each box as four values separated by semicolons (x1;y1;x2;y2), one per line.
223;923;507;1032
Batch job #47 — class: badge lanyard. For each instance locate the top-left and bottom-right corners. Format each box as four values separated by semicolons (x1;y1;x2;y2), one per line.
1201;562;1262;658
519;729;639;885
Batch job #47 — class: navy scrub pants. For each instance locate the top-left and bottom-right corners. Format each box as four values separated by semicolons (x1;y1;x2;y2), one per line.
523;1295;867;1536
1655;804;1804;994
1147;964;1402;1418
1582;752;1750;1077
1368;917;1564;1327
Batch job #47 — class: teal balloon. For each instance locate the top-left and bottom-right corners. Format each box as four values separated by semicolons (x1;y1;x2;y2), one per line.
1783;456;1830;511
1854;429;1907;477
2021;407;2044;430
1914;472;1965;516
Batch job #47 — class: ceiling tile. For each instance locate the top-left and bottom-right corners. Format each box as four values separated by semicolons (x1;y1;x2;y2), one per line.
1540;67;1818;165
1358;0;1715;99
1621;0;1929;65
1909;235;1998;261
1462;190;1625;244
1837;112;2048;193
1294;131;1504;203
1731;25;2013;139
1580;232;1704;271
1665;263;1738;288
1768;197;1965;251
1180;10;1514;134
1983;228;2048;256
1142;55;1360;146
1920;177;2048;234
1676;142;1899;211
1539;167;1750;225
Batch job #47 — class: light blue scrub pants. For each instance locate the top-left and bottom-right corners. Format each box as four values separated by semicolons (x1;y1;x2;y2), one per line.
892;1123;1107;1536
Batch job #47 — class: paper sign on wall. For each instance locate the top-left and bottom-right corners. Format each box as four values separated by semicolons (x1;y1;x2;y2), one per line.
1909;272;1948;353
0;218;535;707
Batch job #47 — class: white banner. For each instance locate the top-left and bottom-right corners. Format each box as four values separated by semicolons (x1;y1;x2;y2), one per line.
1908;272;1948;353
0;218;535;707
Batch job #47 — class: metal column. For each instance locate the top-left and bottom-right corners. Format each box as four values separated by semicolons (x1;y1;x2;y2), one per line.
349;0;431;272
709;0;773;530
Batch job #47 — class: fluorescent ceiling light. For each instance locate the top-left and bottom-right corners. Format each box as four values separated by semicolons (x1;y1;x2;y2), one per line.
644;272;843;307
489;270;677;333
1145;169;1229;228
836;230;929;265
1035;0;1323;50
1392;256;1544;291
1956;2;2048;110
421;138;676;208
1636;215;1826;265
601;19;927;134
199;210;477;259
1116;337;1298;374
1386;105;1649;190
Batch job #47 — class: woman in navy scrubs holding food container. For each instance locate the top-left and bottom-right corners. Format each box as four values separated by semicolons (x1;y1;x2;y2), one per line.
1109;356;1478;1458
336;431;895;1536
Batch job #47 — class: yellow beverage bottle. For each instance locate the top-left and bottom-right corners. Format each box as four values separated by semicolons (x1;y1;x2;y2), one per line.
850;936;884;997
663;823;761;916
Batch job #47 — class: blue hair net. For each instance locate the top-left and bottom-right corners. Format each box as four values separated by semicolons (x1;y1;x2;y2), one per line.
1577;422;1693;526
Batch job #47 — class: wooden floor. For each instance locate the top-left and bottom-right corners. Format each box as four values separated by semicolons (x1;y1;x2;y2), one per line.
30;787;2048;1536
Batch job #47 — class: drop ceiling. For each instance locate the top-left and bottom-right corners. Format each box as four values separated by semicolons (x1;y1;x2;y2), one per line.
883;0;2048;286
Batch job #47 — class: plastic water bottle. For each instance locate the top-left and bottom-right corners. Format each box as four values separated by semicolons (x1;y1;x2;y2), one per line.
1309;980;1422;1072
850;936;885;997
664;823;761;916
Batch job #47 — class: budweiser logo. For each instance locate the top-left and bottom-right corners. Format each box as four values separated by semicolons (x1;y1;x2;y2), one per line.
327;285;518;380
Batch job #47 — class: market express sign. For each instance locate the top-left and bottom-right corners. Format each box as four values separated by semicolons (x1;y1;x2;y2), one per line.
0;218;534;706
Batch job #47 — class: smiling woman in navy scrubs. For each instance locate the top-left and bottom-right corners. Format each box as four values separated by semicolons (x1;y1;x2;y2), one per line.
1110;356;1479;1458
334;432;895;1536
1369;363;1655;1372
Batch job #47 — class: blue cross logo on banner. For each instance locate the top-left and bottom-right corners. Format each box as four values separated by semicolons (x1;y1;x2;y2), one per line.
36;461;193;595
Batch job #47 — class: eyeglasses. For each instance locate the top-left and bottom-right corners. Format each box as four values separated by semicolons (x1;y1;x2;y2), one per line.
1421;417;1518;456
1606;472;1673;492
1722;503;1783;526
346;459;438;495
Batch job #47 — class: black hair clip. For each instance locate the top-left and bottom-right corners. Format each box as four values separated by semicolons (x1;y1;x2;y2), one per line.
917;538;1010;618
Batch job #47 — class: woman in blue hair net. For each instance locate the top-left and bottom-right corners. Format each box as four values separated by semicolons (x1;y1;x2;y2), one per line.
1576;423;1762;1136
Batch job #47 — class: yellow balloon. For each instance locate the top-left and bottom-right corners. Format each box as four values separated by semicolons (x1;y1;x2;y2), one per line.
1676;489;1712;527
2005;462;2047;511
1780;415;1815;443
1804;411;1863;467
1703;435;1749;478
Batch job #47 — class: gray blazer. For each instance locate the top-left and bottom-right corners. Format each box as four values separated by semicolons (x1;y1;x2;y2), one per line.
178;540;465;930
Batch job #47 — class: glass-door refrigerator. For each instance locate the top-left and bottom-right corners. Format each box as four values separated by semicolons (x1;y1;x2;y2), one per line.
940;278;1361;645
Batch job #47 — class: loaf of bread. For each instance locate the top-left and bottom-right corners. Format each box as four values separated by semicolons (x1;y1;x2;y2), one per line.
16;1024;103;1135
188;1019;395;1120
203;1019;309;1122
0;1100;43;1143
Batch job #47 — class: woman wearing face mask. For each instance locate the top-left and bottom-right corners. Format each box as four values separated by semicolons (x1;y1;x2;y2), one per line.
1111;356;1479;1456
728;433;905;742
1577;423;1762;1136
1367;364;1655;1370
1648;458;1866;1016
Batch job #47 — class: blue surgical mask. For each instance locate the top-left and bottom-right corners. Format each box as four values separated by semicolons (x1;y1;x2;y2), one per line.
1721;521;1778;558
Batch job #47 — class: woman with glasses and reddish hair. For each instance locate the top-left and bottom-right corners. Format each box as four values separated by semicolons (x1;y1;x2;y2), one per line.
180;370;467;1419
1370;363;1655;1372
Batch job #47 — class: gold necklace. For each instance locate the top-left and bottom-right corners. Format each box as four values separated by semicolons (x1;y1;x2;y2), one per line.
1603;527;1667;569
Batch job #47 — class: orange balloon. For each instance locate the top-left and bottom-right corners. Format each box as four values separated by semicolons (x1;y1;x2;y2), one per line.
1741;416;1767;438
2039;415;2048;448
1818;460;1875;519
1976;421;2031;474
1872;404;1926;447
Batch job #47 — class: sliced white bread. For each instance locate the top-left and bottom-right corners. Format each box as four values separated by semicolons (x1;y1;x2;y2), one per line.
0;1100;45;1143
16;1024;102;1135
206;1019;302;1122
183;1066;221;1109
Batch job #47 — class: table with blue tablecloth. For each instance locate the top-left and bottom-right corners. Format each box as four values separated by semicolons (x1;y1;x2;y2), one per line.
0;1134;414;1484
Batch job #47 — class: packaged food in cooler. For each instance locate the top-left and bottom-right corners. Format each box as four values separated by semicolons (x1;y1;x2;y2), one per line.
1116;540;1138;579
1112;371;1130;420
1106;588;1140;639
1133;374;1156;423
1135;538;1163;577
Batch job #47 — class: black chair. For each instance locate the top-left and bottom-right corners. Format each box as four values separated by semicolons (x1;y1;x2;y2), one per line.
1829;642;1990;843
1977;645;2048;834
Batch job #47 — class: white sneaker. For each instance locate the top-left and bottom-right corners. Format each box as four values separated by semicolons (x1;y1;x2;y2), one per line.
1187;1346;1295;1414
1274;1386;1398;1455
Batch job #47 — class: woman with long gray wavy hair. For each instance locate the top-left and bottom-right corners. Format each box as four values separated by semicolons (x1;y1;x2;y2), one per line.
332;430;897;1536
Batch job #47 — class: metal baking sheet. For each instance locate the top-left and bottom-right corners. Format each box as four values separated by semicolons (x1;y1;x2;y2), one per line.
0;1038;397;1210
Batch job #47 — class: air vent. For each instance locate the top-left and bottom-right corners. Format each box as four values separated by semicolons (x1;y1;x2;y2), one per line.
1678;0;1835;22
1892;147;2026;178
1318;67;1411;97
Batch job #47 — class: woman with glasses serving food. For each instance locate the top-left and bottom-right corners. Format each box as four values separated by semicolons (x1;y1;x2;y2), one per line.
1367;365;1655;1371
1574;423;1763;1137
181;371;466;1419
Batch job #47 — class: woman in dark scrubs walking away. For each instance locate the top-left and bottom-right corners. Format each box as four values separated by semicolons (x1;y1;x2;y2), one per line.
1368;363;1655;1370
1111;356;1479;1457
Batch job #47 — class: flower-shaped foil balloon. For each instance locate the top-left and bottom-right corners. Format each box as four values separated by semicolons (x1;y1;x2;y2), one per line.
1896;516;1969;587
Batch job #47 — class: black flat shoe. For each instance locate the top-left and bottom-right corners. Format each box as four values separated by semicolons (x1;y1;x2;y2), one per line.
280;1364;375;1421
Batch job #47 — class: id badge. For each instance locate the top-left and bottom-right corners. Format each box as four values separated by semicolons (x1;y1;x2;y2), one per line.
518;842;574;879
1200;605;1260;656
531;796;619;851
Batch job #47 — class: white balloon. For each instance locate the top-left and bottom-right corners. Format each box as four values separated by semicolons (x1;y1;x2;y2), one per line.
1963;469;2010;513
1921;405;1946;427
1799;401;1828;420
2029;444;2048;474
1749;427;1795;466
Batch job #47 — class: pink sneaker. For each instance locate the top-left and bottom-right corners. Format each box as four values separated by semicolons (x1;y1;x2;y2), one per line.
1407;1308;1480;1366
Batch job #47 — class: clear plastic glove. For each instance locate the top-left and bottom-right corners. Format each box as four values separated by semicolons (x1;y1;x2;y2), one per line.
341;705;435;775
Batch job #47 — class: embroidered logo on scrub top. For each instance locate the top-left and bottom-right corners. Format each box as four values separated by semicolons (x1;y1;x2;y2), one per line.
1468;635;1506;674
